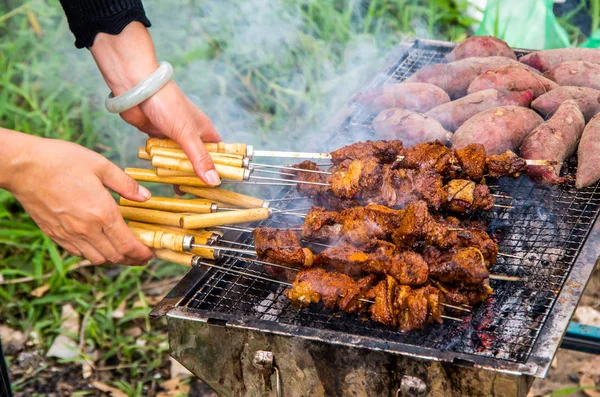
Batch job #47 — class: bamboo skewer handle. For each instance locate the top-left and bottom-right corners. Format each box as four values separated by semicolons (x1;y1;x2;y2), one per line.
151;156;248;180
180;186;267;209
149;147;247;168
120;196;216;213
155;168;197;177
129;225;189;252
124;168;216;187
146;138;248;157
180;208;270;229
153;249;195;267
127;221;218;244
120;206;183;227
138;148;151;160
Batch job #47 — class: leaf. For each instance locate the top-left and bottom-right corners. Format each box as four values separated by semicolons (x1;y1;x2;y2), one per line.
26;8;42;38
91;381;128;397
30;283;50;298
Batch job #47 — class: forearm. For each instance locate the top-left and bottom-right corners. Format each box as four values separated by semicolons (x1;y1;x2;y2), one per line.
0;128;39;191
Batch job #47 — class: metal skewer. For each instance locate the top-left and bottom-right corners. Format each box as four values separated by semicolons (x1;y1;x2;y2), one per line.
252;150;332;160
252;163;332;175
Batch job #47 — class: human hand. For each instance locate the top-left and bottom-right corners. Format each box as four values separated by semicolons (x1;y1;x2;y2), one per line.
1;130;154;266
89;22;222;186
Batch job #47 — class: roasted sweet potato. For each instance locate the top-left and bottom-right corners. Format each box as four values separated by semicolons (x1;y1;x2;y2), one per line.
451;107;544;155
520;48;600;72
445;36;516;62
576;114;600;188
426;89;534;132
467;64;558;97
352;82;450;113
531;86;600;121
372;108;450;147
404;56;523;99
542;61;600;90
520;100;585;183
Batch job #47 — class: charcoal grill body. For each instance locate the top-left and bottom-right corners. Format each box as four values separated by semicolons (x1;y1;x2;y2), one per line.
152;39;600;397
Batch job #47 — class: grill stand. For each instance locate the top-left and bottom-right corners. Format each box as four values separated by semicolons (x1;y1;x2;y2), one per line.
167;310;533;397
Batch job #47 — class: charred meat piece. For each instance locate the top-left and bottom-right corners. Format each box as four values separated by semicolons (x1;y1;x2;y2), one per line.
285;268;376;313
314;241;372;277
437;280;493;306
423;285;443;324
339;206;389;245
365;251;429;286
330;140;404;165
395;285;430;332
425;247;489;288
396;141;460;176
379;169;446;211
330;157;382;200
391;201;437;248
302;207;343;241
292;161;332;197
253;228;314;268
454;143;487;182
367;276;398;326
486;150;528;178
444;180;495;214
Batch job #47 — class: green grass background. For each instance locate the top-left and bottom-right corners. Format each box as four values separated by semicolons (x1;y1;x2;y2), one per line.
0;0;596;395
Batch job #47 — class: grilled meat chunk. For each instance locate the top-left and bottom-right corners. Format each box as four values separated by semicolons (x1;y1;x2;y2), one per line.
303;207;343;241
396;141;460;176
425;247;490;288
330;140;404;165
292;160;332;198
486;150;528;178
314;241;372;277
253;228;314;268
330;157;382;200
285;268;376;312
367;276;398;326
445;180;495;213
438;280;493;306
454;143;487;182
365;251;429;286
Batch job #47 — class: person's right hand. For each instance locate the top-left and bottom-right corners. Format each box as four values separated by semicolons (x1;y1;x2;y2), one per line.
2;130;153;266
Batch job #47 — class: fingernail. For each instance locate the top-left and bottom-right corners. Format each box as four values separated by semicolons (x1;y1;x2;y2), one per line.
205;170;221;186
138;185;151;200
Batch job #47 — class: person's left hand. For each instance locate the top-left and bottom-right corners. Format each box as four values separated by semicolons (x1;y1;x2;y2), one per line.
89;22;222;186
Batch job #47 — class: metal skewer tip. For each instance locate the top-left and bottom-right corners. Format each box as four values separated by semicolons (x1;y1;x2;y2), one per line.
489;274;522;282
497;252;524;260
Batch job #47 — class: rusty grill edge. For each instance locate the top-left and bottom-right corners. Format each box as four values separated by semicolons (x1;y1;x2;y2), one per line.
152;39;600;379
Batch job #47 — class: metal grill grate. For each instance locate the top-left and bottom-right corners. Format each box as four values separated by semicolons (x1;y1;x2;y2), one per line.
178;39;600;369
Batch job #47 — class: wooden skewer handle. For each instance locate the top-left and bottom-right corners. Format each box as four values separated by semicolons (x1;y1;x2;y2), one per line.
149;147;246;168
124;168;215;187
155;168;197;177
180;208;270;229
120;196;216;214
146;138;248;157
151;156;247;181
120;206;183;227
127;221;217;245
129;225;188;252
138;148;151;161
180;186;266;209
153;249;194;267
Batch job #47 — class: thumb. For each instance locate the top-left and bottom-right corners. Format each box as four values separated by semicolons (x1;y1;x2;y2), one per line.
99;162;152;201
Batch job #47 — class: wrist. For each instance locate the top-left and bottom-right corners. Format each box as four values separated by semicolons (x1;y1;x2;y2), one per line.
90;22;159;96
0;129;40;192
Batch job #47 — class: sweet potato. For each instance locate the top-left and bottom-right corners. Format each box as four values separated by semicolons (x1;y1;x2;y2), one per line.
372;108;450;147
542;61;600;90
577;113;600;188
520;100;585;183
451;106;544;155
445;36;516;62
404;56;524;99
426;89;534;132
352;82;450;113
467;64;558;97
531;86;600;122
520;48;600;72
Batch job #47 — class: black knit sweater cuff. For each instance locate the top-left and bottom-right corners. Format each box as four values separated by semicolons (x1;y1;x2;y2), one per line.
58;0;151;49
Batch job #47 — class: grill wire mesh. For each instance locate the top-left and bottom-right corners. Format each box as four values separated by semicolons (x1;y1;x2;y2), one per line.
181;40;600;365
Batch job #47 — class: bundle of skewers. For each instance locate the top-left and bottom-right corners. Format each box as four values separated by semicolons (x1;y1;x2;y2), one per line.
118;137;545;333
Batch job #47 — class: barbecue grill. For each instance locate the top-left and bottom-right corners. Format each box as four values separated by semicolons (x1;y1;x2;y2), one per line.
151;39;600;397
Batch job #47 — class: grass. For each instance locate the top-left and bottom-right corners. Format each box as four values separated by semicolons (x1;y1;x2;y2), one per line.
0;0;596;395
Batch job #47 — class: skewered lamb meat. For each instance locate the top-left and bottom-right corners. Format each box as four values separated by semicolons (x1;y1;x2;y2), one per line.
253;228;314;268
330;140;404;165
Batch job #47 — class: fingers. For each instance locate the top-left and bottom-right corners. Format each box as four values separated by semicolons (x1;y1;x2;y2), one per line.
178;133;221;186
98;161;151;202
103;215;154;266
77;240;107;266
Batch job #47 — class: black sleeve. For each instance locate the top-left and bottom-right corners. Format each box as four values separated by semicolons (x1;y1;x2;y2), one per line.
58;0;151;49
